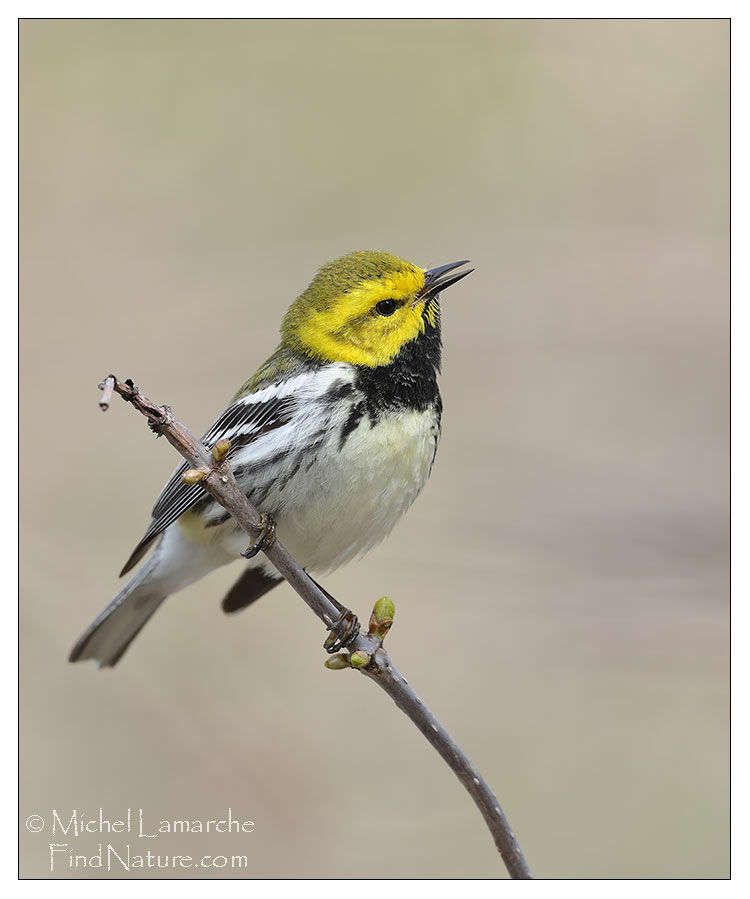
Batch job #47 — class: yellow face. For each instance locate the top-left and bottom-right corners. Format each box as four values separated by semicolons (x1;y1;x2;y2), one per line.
281;253;434;368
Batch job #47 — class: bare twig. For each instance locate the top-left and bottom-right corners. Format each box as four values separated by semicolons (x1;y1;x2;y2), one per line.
99;375;533;879
98;375;116;410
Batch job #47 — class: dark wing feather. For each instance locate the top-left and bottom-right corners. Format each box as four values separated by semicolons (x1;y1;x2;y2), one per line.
119;393;298;576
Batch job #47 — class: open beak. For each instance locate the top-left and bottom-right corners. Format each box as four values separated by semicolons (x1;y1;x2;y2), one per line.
420;260;473;300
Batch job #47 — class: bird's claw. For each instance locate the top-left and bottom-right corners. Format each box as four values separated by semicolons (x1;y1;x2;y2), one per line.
241;513;277;559
324;609;361;653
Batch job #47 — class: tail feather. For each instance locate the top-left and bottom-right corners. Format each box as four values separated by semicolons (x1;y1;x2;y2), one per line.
221;566;282;613
69;561;166;668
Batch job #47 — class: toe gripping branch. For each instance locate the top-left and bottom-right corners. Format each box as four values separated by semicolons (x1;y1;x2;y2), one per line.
307;574;361;654
241;512;277;559
239;519;360;653
324;609;361;654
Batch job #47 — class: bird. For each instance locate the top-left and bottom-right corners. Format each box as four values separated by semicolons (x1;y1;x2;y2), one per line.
70;250;473;667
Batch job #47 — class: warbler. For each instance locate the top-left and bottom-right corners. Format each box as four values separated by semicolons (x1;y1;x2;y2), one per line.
70;251;472;667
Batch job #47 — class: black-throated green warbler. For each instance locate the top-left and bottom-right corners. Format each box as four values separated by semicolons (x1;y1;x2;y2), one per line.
70;251;472;667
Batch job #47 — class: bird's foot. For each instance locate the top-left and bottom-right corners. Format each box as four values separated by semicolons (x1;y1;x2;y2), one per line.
324;608;361;654
241;512;277;559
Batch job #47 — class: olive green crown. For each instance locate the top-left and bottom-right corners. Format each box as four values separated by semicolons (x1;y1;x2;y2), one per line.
286;250;417;316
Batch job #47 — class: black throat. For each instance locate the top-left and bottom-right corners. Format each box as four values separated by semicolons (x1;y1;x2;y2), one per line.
354;318;442;420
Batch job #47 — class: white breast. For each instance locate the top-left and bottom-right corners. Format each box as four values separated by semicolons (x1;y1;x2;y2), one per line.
275;407;440;572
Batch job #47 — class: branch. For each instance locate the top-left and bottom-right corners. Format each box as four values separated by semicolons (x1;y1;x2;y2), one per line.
97;374;533;879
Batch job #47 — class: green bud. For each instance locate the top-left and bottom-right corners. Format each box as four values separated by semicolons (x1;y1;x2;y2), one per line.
368;596;395;640
349;651;371;669
212;438;231;463
181;468;208;485
324;654;350;670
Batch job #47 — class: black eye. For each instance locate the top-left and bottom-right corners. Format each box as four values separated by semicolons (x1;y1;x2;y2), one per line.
375;299;398;316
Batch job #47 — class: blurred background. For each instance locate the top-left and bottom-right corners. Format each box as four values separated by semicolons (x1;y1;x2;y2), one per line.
19;19;728;878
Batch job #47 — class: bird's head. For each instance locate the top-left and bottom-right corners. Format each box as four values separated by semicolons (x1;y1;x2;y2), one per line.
281;250;472;367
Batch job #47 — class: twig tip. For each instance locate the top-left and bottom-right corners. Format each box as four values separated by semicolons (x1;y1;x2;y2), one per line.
98;375;116;411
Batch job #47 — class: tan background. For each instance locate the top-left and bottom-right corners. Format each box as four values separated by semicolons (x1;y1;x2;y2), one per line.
20;20;728;878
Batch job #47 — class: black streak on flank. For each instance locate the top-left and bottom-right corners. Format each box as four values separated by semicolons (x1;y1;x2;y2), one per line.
339;400;367;451
324;380;355;403
278;453;304;492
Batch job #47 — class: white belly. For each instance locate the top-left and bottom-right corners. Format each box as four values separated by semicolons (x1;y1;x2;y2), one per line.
272;407;439;572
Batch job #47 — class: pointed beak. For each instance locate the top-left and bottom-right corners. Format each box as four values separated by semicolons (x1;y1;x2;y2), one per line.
420;260;473;300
